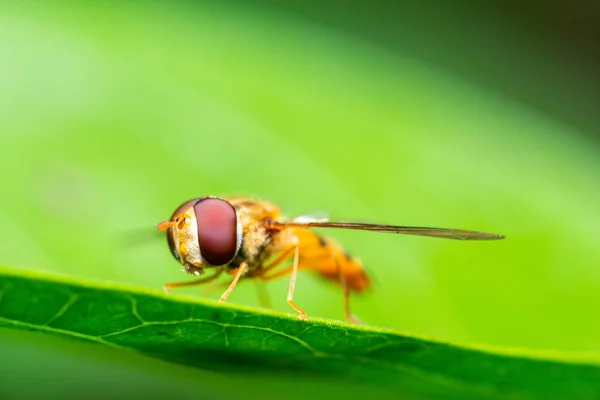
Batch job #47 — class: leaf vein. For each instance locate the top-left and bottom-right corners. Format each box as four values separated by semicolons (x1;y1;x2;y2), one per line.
43;294;80;327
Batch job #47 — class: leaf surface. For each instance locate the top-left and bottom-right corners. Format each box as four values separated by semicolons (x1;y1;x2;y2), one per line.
1;266;599;400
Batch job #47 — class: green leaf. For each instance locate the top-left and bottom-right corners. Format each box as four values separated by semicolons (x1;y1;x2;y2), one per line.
1;266;599;400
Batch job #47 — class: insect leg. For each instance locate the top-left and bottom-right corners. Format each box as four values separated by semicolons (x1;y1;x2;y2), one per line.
256;243;333;281
219;262;249;303
201;280;231;297
163;269;223;293
259;254;332;280
260;265;294;280
254;245;296;276
287;239;307;321
335;257;363;324
202;278;270;307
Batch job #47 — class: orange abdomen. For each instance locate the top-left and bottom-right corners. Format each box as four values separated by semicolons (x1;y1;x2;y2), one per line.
293;229;371;292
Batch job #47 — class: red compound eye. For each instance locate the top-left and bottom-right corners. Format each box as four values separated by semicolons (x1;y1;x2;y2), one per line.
194;198;238;266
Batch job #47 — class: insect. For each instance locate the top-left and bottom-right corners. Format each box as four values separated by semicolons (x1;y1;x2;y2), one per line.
157;196;504;323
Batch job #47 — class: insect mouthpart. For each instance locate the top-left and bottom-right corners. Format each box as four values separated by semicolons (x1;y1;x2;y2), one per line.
184;264;204;276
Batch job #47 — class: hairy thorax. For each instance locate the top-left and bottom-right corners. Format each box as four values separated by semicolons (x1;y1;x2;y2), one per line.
226;198;287;272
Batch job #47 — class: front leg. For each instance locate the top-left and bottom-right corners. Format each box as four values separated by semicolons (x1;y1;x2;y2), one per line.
163;269;223;293
219;262;249;303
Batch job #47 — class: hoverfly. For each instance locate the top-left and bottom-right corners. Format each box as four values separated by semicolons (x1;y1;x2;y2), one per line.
157;196;504;323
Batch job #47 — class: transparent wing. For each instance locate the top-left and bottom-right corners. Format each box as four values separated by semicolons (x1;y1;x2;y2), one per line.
291;211;330;224
269;221;505;241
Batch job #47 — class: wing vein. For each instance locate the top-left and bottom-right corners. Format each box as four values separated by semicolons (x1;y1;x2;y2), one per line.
269;221;505;241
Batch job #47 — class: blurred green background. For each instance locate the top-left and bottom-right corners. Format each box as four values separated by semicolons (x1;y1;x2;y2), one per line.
1;0;599;363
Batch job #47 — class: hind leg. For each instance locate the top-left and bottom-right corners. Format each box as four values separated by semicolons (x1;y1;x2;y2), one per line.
334;257;363;324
